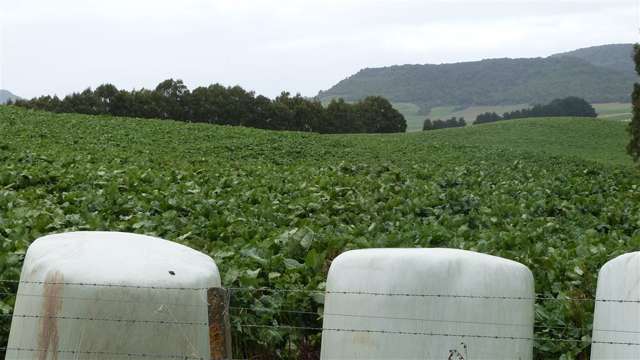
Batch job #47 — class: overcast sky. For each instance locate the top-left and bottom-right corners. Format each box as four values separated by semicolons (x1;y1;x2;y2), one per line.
0;0;638;99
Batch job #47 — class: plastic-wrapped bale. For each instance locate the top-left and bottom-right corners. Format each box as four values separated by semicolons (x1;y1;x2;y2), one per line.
591;252;640;359
6;232;221;360
320;248;535;360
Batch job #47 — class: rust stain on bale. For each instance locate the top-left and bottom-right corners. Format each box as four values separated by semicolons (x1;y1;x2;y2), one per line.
38;271;64;360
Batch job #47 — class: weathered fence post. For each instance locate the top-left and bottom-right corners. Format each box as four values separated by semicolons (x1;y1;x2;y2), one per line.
208;287;232;360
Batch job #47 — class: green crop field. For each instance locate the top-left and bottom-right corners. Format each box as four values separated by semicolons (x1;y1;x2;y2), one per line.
1;106;640;358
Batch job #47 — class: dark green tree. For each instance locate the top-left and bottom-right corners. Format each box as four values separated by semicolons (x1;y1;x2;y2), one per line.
475;112;502;124
502;97;596;120
94;84;119;114
628;44;640;161
154;79;189;120
325;99;356;133
245;95;273;129
422;118;433;131
273;92;324;132
423;117;464;131
354;96;406;133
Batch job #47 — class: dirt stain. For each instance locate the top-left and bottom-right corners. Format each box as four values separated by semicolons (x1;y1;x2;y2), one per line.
37;271;64;360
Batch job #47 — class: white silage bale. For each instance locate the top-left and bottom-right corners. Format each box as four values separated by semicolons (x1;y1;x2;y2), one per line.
591;252;640;359
320;248;534;359
6;231;220;360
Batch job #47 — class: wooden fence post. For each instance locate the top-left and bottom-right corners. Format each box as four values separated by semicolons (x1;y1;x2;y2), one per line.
208;287;232;360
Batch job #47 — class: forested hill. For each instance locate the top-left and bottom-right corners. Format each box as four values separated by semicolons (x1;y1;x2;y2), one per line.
0;90;19;104
551;43;634;73
318;44;636;111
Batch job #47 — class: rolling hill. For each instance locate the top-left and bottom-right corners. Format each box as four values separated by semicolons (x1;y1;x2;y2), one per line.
551;43;635;73
318;44;636;113
0;90;19;104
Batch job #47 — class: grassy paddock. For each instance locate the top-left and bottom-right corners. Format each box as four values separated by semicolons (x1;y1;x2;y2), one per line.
395;102;632;131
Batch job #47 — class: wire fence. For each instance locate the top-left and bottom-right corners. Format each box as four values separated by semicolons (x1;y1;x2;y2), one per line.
0;278;616;300
0;279;639;359
0;278;636;303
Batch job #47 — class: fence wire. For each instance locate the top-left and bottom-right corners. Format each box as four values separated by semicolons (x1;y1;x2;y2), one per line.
0;279;210;291
228;286;640;304
239;324;640;347
229;306;640;334
0;280;640;359
0;347;212;359
0;307;633;336
2;279;638;302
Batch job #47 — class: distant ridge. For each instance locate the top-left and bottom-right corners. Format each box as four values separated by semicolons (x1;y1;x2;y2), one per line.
318;44;637;112
0;90;20;104
551;43;634;73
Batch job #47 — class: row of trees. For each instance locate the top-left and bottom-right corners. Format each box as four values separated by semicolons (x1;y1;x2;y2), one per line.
475;112;502;124
475;97;598;124
422;117;466;131
10;79;406;134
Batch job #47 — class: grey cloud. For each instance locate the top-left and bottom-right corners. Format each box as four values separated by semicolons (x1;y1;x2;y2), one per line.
1;0;636;99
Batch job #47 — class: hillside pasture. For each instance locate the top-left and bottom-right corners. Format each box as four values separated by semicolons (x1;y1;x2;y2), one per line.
395;102;632;131
593;102;632;121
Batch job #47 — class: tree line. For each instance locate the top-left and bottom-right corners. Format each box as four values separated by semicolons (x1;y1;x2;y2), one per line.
475;97;598;124
9;79;406;134
422;117;466;131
